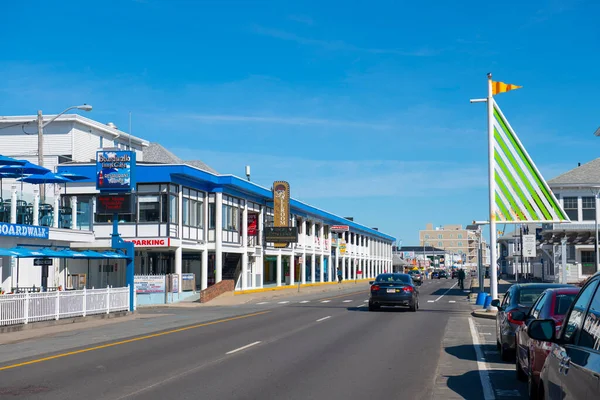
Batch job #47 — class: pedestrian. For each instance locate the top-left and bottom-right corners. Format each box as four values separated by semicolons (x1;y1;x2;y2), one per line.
337;267;343;283
458;268;466;290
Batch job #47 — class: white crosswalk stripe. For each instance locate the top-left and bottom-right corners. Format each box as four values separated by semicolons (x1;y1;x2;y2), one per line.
299;300;310;304
343;300;353;303
256;302;269;305
321;300;331;303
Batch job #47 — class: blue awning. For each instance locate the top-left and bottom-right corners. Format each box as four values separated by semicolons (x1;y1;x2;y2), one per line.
0;247;131;259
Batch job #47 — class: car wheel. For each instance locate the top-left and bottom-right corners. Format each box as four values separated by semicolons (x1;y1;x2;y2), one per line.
368;302;379;312
500;341;513;362
516;354;527;382
409;301;417;312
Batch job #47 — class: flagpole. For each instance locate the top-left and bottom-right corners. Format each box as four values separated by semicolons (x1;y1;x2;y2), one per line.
487;73;499;302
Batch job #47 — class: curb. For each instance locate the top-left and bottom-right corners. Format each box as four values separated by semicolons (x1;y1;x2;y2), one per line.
0;311;133;334
471;310;497;320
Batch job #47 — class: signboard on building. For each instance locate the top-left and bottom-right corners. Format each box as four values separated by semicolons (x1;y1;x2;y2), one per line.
265;227;298;243
273;181;290;248
402;251;415;259
124;238;171;247
523;234;537;257
0;222;49;239
96;150;136;192
96;194;133;214
134;275;166;293
331;225;350;232
247;213;258;236
339;240;347;255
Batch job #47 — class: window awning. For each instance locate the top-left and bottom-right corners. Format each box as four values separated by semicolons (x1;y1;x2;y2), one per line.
0;247;131;259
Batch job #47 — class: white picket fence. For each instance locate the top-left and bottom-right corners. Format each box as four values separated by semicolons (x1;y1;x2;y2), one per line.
0;286;130;326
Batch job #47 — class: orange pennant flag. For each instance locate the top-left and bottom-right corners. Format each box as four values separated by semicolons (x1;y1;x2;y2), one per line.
492;80;522;95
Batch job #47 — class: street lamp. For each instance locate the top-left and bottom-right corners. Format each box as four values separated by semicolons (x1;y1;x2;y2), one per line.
37;104;92;197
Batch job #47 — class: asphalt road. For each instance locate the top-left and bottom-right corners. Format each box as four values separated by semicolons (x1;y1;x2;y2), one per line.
0;278;510;400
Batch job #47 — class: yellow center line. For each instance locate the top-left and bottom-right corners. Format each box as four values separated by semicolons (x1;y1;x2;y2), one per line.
0;310;271;372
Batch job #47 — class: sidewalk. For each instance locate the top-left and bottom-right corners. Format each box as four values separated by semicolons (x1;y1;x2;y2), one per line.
470;277;515;320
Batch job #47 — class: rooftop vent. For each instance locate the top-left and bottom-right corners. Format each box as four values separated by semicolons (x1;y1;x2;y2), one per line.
107;122;118;129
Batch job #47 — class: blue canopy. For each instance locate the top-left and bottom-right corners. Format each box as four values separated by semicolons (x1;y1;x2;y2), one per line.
0;155;26;166
18;172;73;184
0;247;131;259
57;172;89;181
0;161;50;176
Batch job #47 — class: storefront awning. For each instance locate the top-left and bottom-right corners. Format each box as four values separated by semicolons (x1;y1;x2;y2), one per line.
0;247;130;259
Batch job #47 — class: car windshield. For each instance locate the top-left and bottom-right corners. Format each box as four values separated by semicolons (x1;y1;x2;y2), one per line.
554;293;577;315
376;274;410;284
409;271;420;275
518;288;549;306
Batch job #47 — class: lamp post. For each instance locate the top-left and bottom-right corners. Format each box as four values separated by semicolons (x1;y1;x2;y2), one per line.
37;104;92;198
468;221;490;293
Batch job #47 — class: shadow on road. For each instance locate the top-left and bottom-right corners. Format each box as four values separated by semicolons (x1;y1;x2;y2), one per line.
445;370;486;399
445;344;495;362
429;287;470;297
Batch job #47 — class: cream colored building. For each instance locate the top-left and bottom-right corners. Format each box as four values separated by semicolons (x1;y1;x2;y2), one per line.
419;223;487;267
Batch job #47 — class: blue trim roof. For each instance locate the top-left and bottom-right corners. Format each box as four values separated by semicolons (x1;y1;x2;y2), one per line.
58;163;395;242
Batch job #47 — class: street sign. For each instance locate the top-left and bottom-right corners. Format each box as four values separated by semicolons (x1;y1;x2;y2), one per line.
523;234;537;257
265;227;298;243
34;258;53;266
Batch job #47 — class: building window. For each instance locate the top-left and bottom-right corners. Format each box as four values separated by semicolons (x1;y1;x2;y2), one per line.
315;224;320;237
458;234;463;239
563;197;578;221
438;234;443;239
208;203;216;229
581;251;596;275
582;197;596;221
438;242;443;247
139;195;162;222
424;242;430;247
222;204;239;231
182;188;204;228
425;234;430;239
458;242;463;247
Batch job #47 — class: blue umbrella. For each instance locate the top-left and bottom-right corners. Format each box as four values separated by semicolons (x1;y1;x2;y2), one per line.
0;155;26;166
18;172;73;184
0;161;50;176
57;171;89;195
0;171;21;200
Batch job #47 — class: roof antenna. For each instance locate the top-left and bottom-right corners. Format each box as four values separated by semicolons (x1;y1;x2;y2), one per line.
245;165;251;181
129;111;132;149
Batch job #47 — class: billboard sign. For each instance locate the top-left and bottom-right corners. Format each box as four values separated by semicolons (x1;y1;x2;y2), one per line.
96;150;136;192
273;181;290;248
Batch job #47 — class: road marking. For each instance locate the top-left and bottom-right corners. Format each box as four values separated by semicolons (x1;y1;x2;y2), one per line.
321;300;331;303
320;290;368;301
427;300;435;303
363;300;369;303
256;302;269;305
434;282;458;302
448;300;456;303
468;317;495;400
343;300;353;303
0;311;270;372
316;316;332;322
278;301;289;304
226;341;261;355
299;300;310;303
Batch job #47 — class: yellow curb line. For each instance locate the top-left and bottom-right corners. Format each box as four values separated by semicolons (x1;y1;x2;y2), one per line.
234;279;372;295
0;310;270;372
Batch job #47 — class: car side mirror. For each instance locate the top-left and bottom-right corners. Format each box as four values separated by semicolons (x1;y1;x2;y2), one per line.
528;319;556;342
369;281;374;285
490;299;501;308
511;311;526;322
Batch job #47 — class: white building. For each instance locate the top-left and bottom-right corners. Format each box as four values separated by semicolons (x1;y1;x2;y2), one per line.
0;115;395;302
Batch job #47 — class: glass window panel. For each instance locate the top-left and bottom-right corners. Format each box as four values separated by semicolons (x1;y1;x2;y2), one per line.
183;197;189;225
197;201;203;228
139;195;160;222
209;203;215;228
138;184;160;193
170;194;178;224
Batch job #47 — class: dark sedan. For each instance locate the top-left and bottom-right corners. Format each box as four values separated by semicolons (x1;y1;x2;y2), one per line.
438;270;448;279
369;273;419;312
408;270;423;285
491;283;571;361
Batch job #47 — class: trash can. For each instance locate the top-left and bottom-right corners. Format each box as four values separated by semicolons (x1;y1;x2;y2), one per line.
483;294;492;309
475;292;487;306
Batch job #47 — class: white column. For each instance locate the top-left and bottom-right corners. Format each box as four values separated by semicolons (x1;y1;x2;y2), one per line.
276;251;282;287
70;196;77;230
319;224;324;282
320;253;324;283
175;246;182;292
215;192;223;283
10;185;17;224
311;222;316;283
32;189;40;226
289;255;294;286
201;249;208;290
242;201;248;290
53;187;60;228
258;206;264;246
301;219;306;284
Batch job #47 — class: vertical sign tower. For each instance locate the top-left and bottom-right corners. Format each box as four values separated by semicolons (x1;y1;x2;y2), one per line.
273;181;290;248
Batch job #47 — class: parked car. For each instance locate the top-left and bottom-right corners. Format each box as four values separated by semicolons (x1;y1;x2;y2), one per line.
408;270;423;285
368;273;419;312
513;287;580;398
527;272;600;399
491;283;571;361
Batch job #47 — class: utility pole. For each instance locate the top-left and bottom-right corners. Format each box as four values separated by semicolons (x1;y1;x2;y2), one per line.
37;110;45;199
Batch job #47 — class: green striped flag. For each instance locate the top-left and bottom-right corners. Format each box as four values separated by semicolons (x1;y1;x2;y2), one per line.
492;99;569;223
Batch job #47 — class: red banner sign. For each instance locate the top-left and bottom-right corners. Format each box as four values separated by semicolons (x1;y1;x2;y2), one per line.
248;213;258;236
125;238;171;247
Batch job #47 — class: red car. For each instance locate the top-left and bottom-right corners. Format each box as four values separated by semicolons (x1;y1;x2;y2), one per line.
514;287;579;398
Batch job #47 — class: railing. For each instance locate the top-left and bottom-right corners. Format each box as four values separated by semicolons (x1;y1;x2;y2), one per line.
0;286;130;327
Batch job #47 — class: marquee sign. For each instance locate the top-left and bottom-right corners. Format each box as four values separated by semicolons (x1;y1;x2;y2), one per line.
273;181;290;248
96;150;136;192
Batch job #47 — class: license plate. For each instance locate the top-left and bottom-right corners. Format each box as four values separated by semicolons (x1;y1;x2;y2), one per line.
387;288;396;293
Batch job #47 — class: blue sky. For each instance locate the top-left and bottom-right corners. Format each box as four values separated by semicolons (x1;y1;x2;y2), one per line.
2;0;600;244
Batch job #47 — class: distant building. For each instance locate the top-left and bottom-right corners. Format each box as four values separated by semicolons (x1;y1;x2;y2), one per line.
418;223;488;268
